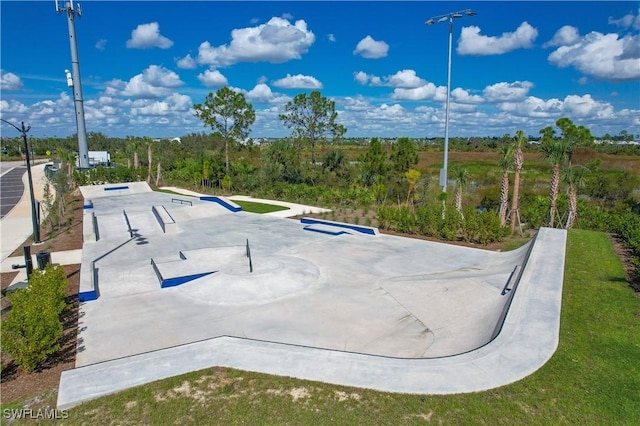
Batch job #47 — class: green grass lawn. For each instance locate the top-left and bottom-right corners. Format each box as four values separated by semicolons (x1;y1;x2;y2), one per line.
6;230;640;424
232;199;289;214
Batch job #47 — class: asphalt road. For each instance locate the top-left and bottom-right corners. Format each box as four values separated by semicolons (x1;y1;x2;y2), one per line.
0;165;25;219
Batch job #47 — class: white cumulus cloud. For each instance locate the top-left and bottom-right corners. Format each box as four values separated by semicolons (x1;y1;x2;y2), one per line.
118;65;184;99
497;96;563;118
177;54;197;70
0;70;23;91
451;88;483;104
562;94;614;118
483;81;534;102
391;82;447;101
353;35;389;59
197;69;228;87
386;70;426;88
608;9;640;30
353;71;382;86
126;22;173;49
272;73;322;89
354;69;425;88
243;83;290;104
197;17;315;67
131;93;193;116
458;22;538;55
547;31;640;81
0;99;28;114
544;25;581;47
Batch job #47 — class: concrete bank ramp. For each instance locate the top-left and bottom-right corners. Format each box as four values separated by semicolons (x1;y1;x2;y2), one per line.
152;247;246;288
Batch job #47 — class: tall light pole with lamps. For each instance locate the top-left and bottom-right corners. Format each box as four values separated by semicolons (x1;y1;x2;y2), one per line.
0;118;41;244
426;9;477;196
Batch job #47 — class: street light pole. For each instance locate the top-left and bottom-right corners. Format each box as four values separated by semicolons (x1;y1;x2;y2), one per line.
426;9;477;195
1;118;41;244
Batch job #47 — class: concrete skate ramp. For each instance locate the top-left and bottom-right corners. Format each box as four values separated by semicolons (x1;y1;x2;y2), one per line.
79;181;152;199
59;186;567;408
152;247;246;288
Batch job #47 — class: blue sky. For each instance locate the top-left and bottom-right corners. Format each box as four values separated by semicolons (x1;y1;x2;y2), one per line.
1;1;639;139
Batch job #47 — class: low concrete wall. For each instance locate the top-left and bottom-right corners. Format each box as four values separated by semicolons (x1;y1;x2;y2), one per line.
152;205;178;234
78;261;98;302
82;211;97;243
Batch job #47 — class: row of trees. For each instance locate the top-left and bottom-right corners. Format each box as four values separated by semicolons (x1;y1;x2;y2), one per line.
32;87;631;242
493;118;595;232
193;88;345;176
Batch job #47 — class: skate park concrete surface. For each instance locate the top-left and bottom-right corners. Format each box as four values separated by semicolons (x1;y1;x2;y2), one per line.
57;182;567;409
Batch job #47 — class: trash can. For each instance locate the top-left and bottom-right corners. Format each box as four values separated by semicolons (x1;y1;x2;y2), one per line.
36;250;51;270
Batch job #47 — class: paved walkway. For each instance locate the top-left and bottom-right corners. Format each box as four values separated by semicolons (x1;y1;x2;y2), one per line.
0;162;81;288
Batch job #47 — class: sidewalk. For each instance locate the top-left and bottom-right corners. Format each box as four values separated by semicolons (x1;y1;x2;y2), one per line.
0;163;49;262
0;163;82;289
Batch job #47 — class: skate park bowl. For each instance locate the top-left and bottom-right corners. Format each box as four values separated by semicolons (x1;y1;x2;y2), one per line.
58;182;566;409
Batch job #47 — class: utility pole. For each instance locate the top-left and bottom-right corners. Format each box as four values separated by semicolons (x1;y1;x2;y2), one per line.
56;0;89;169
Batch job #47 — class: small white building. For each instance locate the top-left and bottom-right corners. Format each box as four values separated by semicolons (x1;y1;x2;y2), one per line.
87;151;110;166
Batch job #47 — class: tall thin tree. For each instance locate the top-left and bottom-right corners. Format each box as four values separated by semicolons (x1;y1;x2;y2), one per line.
279;91;346;164
451;165;469;217
497;143;513;226
562;165;588;229
510;130;526;233
541;139;569;228
146;138;153;184
194;87;255;176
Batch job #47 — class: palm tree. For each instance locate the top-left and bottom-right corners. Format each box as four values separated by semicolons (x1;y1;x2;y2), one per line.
562;165;588;229
126;142;140;169
510;130;526;233
146;139;153;184
451;165;469;217
541;140;569;228
497;143;513;226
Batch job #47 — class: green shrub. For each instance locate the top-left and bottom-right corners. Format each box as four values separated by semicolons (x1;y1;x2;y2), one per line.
2;265;68;372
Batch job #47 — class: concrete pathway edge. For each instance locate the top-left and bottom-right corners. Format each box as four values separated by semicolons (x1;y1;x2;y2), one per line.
57;227;566;410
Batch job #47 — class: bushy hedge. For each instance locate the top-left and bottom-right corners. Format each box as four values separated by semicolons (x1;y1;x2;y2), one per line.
256;183;375;209
73;166;146;187
377;204;508;244
2;265;69;372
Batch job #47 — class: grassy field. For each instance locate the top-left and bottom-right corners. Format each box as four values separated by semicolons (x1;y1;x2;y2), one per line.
9;229;632;425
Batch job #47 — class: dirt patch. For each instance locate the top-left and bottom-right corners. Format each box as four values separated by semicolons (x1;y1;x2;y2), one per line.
0;272;18;292
8;189;84;257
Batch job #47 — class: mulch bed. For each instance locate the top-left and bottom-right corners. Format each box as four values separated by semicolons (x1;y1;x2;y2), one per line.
1;190;84;404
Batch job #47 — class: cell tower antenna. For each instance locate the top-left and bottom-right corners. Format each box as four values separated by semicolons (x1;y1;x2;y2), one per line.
55;0;89;169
